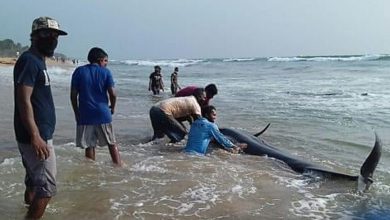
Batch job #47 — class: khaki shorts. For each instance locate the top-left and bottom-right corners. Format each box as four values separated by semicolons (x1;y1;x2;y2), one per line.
17;139;57;198
76;123;116;148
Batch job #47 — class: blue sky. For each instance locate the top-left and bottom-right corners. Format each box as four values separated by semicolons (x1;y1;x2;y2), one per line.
1;0;389;59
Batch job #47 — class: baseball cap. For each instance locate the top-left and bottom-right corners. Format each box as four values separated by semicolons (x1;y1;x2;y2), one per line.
31;16;67;35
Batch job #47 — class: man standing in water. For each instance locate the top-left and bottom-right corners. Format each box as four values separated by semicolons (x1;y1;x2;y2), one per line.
170;67;181;95
148;65;164;95
13;16;67;219
70;47;121;166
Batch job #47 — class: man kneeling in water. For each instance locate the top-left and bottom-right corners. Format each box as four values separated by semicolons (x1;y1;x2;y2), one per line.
185;105;247;155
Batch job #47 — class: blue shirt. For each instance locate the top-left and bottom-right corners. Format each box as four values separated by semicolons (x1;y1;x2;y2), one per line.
185;118;234;155
13;50;56;143
71;64;114;125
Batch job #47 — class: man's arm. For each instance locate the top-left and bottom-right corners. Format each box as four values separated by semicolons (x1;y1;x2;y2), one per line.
70;88;79;122
209;123;247;153
108;86;117;114
160;77;164;91
16;85;49;160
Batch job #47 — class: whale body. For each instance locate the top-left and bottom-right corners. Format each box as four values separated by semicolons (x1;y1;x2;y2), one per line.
219;127;382;191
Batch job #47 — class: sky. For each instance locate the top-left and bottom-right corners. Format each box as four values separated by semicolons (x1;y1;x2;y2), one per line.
1;0;390;60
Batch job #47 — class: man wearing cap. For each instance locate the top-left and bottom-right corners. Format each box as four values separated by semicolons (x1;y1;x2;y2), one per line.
13;16;67;219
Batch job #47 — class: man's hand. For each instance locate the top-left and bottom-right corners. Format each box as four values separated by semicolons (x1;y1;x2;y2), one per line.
229;143;247;154
237;143;247;150
109;105;115;115
31;134;49;160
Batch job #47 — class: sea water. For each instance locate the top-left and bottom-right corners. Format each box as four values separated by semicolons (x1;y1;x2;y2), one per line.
0;55;389;219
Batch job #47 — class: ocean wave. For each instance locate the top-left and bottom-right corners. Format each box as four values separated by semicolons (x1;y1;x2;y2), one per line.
268;54;390;62
222;57;260;62
47;66;75;75
113;54;390;66
119;59;205;67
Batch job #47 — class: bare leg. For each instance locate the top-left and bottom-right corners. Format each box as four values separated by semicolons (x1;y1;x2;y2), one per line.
26;197;51;219
108;144;121;166
24;187;34;205
85;147;95;160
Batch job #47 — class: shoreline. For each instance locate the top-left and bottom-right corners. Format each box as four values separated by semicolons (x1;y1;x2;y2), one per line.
0;56;75;68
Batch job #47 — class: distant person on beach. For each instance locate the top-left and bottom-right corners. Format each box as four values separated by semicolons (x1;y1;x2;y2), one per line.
176;83;218;105
148;65;164;95
70;47;121;166
13;16;67;219
185;105;247;155
149;88;206;143
170;67;181;95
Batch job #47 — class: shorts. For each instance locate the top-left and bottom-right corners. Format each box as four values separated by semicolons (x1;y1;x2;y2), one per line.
76;123;116;148
17;139;57;198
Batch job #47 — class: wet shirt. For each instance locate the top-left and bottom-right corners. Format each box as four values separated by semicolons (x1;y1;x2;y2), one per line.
185;118;234;155
13;50;56;143
71;64;114;125
156;96;201;118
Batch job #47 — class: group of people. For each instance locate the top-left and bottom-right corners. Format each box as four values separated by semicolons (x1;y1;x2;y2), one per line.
148;65;181;95
12;16;245;219
149;83;246;153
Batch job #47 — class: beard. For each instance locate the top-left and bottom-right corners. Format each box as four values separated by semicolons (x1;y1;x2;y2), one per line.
36;37;58;57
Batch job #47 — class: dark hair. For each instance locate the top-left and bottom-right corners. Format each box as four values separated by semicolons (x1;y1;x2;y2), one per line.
205;84;218;97
87;47;108;63
174;67;179;71
193;88;205;102
154;65;161;70
202;105;216;117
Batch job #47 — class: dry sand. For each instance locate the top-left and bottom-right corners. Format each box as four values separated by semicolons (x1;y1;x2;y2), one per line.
0;56;75;67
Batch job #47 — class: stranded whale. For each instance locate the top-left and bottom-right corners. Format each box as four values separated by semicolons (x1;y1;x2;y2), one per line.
219;127;382;191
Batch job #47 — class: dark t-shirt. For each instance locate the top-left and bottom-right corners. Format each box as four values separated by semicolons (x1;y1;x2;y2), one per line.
13;50;56;143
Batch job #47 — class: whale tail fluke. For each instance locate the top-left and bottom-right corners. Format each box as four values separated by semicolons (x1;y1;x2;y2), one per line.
358;132;382;192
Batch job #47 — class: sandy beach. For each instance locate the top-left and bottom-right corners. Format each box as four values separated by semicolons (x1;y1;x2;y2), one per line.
0;56;75;67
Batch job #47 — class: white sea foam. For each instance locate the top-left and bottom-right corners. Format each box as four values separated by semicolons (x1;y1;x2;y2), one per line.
231;185;244;197
121;59;204;67
290;193;340;219
181;184;219;204
223;57;257;62
132;160;167;173
177;203;194;214
268;54;387;62
0;158;18;166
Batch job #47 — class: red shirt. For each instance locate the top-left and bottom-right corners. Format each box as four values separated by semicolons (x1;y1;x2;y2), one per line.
175;86;211;105
175;86;197;97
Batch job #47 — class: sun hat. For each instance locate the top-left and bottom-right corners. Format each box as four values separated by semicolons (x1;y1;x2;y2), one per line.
31;16;67;35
